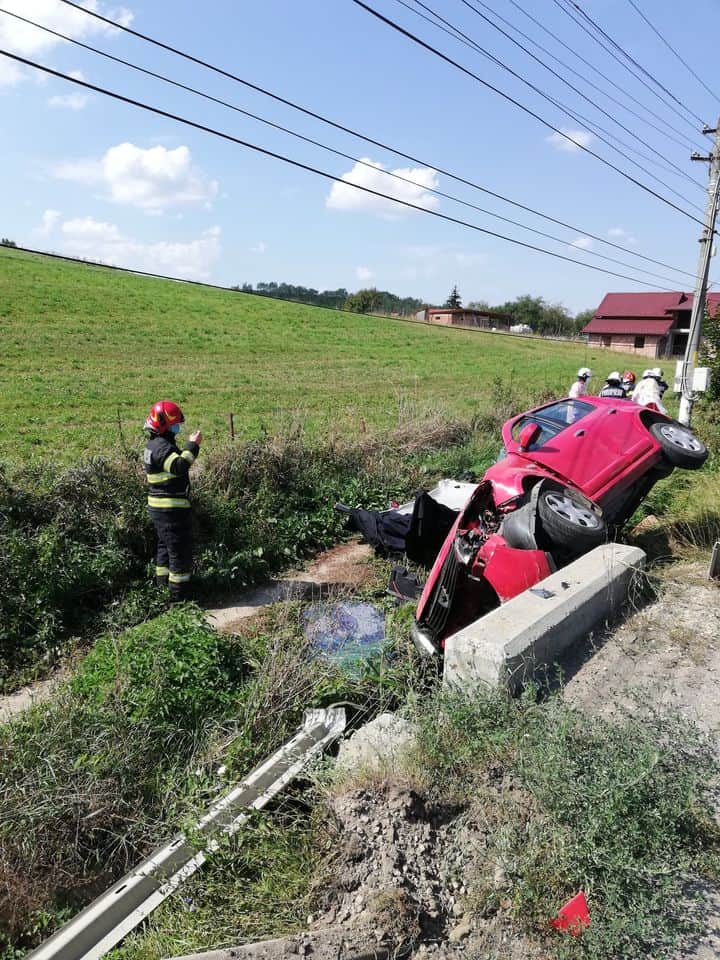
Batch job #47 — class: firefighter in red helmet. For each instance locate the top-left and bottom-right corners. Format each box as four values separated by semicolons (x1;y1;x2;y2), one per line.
143;400;202;601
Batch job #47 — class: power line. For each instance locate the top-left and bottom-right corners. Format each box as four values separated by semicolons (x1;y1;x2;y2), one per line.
402;0;703;196
552;0;705;134
26;1;703;278
0;49;689;291
2;7;691;286
451;0;699;157
352;0;706;226
449;0;702;190
625;0;720;104
506;0;707;152
564;0;706;126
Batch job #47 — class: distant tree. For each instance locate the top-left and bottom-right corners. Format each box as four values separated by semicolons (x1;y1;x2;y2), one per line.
1;238;17;247
497;294;545;331
466;299;491;312
344;288;383;314
444;285;462;308
573;308;595;334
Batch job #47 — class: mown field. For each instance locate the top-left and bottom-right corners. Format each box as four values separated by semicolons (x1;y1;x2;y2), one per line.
0;248;640;463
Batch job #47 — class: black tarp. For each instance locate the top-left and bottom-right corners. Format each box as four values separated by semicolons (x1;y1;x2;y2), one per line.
337;492;458;567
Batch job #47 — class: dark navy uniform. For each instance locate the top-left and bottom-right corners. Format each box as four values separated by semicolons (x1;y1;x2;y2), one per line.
143;433;200;600
599;384;627;398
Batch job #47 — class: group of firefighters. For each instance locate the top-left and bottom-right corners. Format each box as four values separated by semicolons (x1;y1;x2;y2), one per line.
569;366;669;413
142;366;671;601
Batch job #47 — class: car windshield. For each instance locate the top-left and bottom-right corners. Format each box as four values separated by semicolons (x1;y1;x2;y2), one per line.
511;400;594;449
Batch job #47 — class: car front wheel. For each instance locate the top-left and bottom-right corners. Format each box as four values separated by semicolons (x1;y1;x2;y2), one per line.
537;488;607;557
649;422;708;469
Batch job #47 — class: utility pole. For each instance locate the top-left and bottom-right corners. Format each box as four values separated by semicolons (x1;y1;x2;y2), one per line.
679;120;720;426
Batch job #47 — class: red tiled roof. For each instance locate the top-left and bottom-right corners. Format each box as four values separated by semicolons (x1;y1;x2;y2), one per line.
584;317;674;336
583;291;720;335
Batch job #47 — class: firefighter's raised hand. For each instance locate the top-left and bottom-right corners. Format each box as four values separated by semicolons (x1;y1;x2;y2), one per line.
190;429;202;445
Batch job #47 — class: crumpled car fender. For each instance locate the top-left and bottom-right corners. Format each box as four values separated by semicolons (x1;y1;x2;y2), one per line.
473;533;553;603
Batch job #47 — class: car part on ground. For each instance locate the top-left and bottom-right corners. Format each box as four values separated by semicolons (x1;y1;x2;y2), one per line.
413;396;708;656
26;709;347;960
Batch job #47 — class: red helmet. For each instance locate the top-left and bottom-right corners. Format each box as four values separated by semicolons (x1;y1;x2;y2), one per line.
622;370;636;385
145;400;184;434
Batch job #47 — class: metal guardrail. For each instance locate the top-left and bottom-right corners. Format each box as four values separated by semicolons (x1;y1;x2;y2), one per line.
26;708;346;960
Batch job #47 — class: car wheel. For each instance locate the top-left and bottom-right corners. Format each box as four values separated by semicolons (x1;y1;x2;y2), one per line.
537;488;607;556
649;422;708;469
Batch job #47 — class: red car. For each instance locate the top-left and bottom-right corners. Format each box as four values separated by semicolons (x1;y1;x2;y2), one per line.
412;396;708;656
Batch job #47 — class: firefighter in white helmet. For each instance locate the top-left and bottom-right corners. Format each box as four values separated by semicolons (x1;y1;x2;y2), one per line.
599;371;627;399
631;369;667;414
569;367;592;399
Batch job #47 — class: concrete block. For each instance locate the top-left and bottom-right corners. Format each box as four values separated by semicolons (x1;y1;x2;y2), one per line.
337;713;417;775
443;543;646;693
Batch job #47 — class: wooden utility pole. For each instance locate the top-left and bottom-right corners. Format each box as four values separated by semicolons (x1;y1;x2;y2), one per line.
679;120;720;426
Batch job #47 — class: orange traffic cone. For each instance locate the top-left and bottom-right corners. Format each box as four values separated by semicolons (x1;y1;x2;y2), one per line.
549;891;590;935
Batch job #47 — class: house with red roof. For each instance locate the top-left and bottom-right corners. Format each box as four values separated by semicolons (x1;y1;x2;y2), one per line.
582;291;720;358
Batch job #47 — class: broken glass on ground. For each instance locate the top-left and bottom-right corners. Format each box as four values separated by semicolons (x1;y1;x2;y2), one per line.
302;601;386;673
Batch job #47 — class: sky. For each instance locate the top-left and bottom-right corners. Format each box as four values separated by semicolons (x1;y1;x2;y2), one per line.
2;0;720;313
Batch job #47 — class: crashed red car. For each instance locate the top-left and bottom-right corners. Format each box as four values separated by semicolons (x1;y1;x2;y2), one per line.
412;396;708;656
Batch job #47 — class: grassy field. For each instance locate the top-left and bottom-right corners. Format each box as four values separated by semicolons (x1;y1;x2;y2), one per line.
0;248;640;462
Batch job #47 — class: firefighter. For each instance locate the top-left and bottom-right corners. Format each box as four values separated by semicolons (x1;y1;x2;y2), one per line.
599;371;627;399
631;370;668;415
143;400;202;601
568;367;592;399
622;370;636;394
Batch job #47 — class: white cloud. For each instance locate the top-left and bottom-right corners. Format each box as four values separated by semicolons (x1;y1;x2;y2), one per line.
356;265;374;281
69;70;85;81
55;142;218;213
570;236;594;250
545;128;595;153
0;1;133;85
250;240;267;254
48;92;90;110
35;208;62;235
607;226;637;244
326;158;439;219
58;216;221;278
0;57;23;88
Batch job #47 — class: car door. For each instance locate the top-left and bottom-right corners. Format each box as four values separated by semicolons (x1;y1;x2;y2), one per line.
505;400;629;499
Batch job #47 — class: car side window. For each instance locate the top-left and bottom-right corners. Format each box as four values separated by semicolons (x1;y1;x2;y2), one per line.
510;401;593;449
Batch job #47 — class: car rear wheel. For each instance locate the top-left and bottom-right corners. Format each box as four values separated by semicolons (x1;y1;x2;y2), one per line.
537;489;607;556
649;422;708;469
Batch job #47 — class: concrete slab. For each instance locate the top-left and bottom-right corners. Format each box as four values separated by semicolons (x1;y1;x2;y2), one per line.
443;543;646;693
337;712;418;775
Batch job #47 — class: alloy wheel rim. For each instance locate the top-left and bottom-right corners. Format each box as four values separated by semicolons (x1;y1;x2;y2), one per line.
659;424;704;452
545;492;600;529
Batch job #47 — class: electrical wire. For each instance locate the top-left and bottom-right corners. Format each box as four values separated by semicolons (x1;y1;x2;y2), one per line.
552;0;705;133
352;0;706;226
25;1;703;277
401;0;702;197
449;0;702;190
625;0;720;105
1;7;691;286
506;0;708;152
0;49;691;291
565;0;706;126
452;0;698;156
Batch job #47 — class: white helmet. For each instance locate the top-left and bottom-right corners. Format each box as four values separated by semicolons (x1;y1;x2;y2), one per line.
641;369;653;379
577;367;592;379
607;371;621;383
651;367;664;379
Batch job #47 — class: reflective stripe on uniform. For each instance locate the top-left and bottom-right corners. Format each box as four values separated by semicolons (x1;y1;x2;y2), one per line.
147;496;191;508
180;449;195;464
146;472;175;484
169;571;192;583
162;451;181;472
155;565;170;577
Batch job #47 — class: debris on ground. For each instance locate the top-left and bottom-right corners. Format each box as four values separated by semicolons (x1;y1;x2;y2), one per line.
314;783;534;959
337;713;418;775
303;601;386;673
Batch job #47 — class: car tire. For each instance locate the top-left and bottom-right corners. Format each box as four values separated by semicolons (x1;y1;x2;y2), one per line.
537;488;607;556
649;422;708;469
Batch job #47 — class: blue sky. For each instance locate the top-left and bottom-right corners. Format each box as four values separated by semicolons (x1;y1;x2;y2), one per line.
2;0;719;312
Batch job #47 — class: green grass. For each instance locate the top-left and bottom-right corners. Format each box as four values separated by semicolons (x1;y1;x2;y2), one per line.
0;248;639;463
